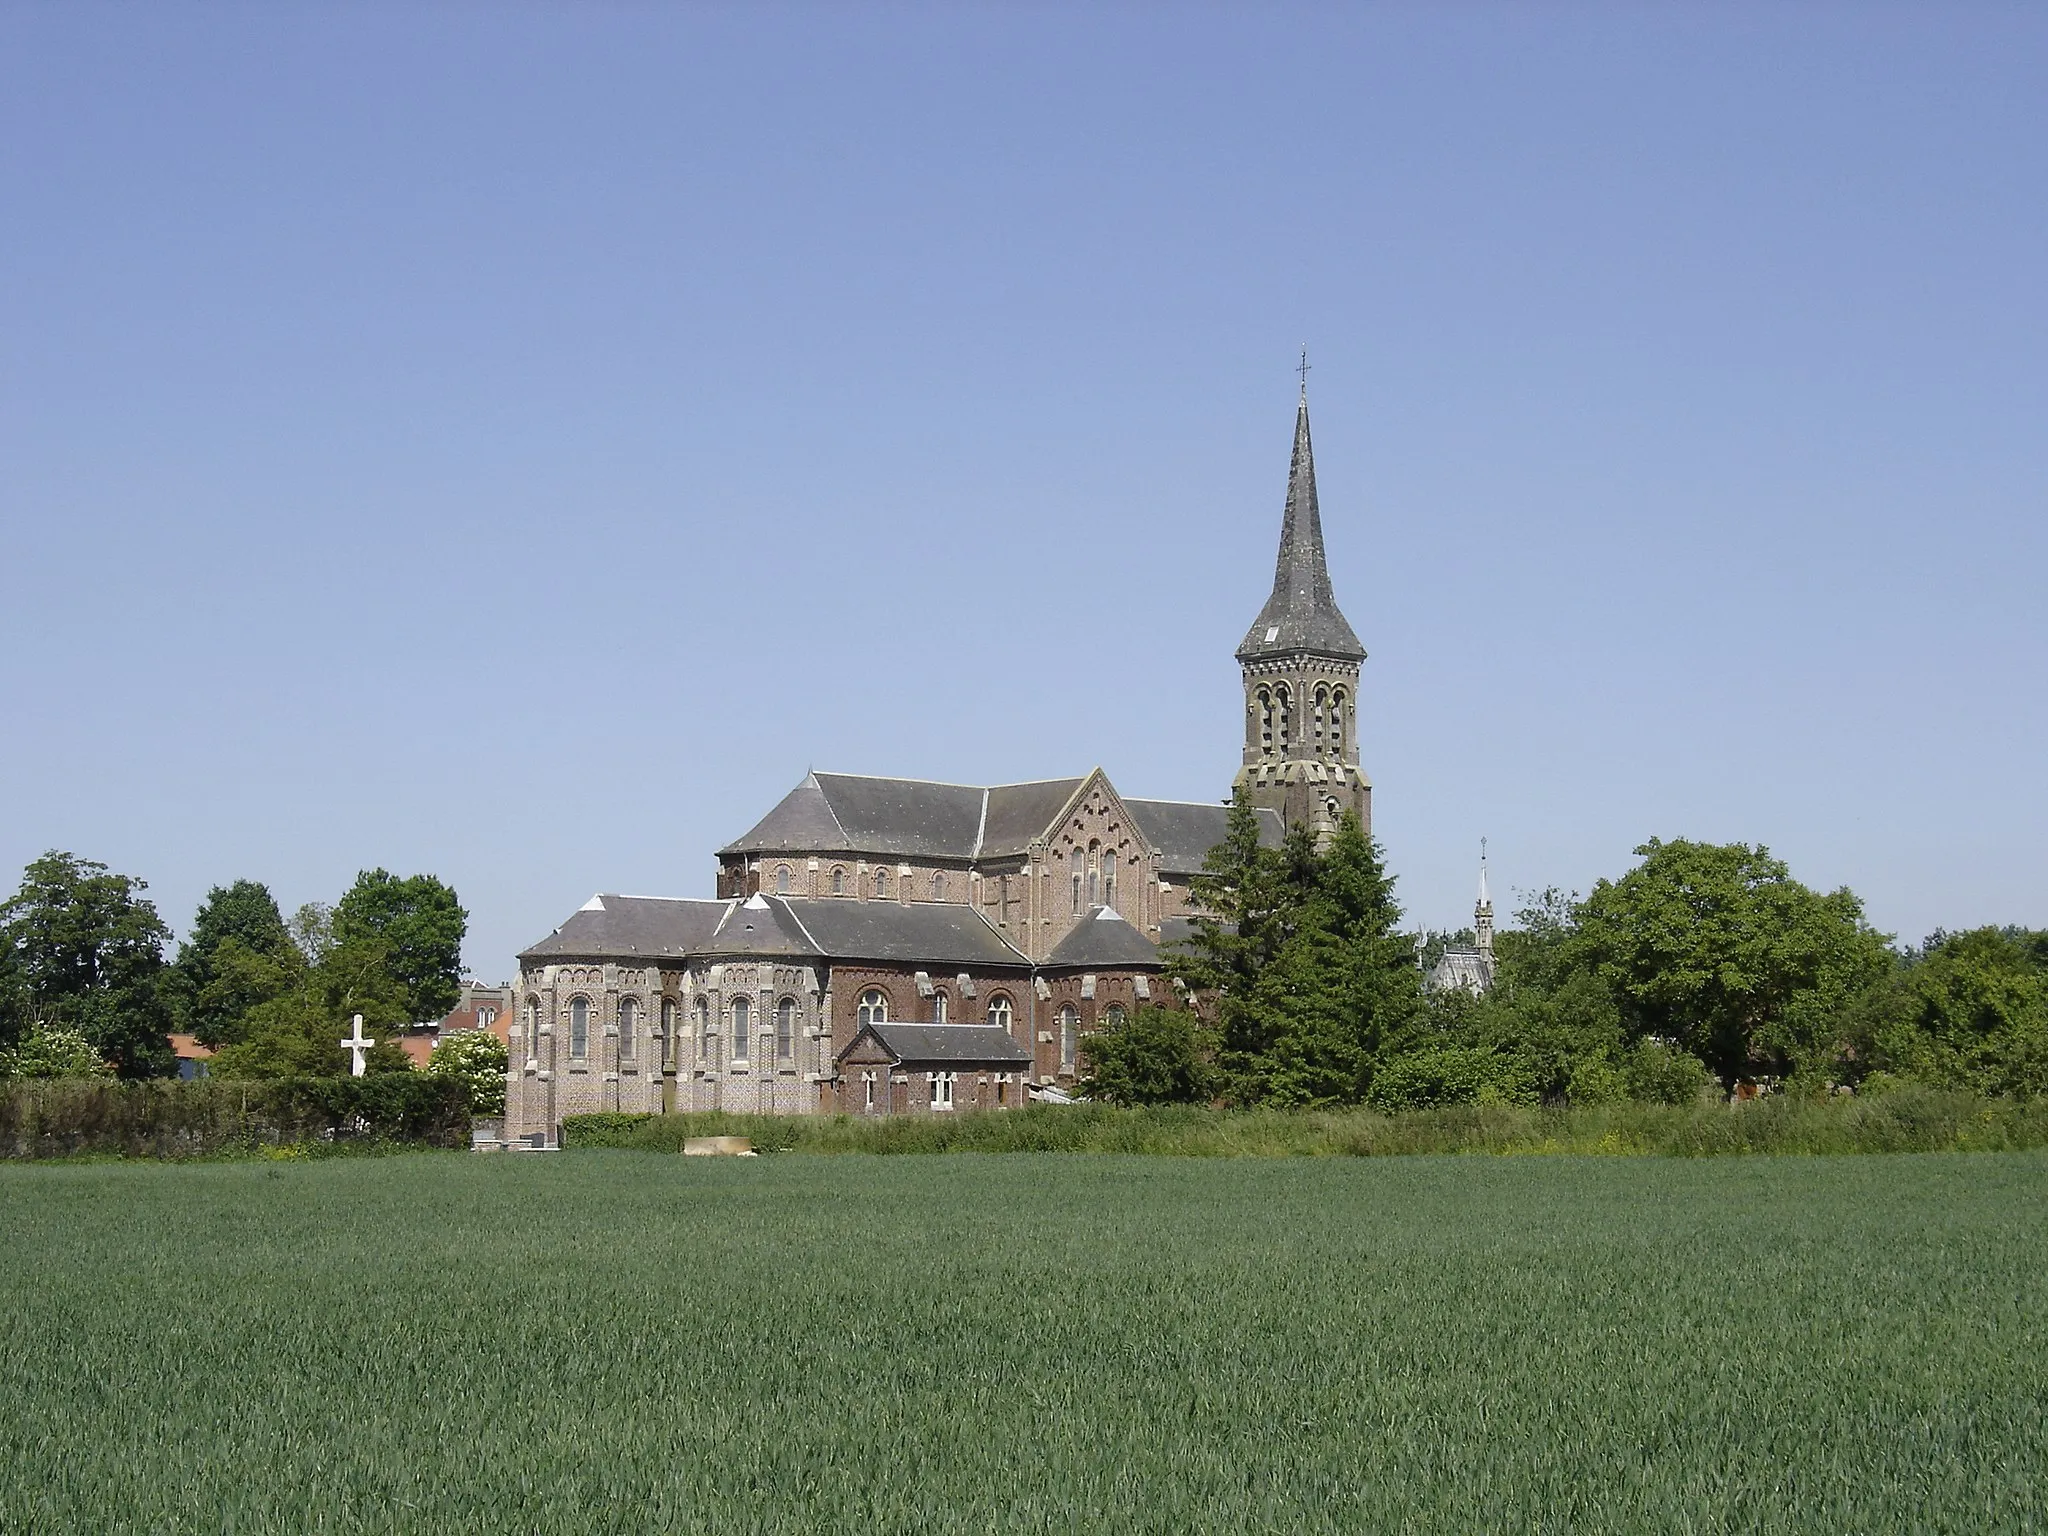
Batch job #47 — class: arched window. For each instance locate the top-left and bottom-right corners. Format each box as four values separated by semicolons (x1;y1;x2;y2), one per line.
694;996;712;1068
1258;686;1274;757
862;1070;877;1113
1058;1004;1079;1072
775;865;791;895
985;994;1013;1035
1331;689;1347;760
1274;684;1291;755
776;997;796;1063
875;868;890;898
1104;1002;1127;1029
931;990;948;1025
1313;685;1328;758
1087;844;1100;908
730;995;751;1062
930;871;945;901
660;998;677;1071
617;997;636;1062
1102;850;1116;912
831;866;847;896
524;998;543;1064
1070;847;1084;916
858;989;888;1028
569;997;590;1059
931;1071;955;1111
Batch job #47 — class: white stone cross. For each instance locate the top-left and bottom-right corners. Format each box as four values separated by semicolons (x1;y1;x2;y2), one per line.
342;1013;375;1077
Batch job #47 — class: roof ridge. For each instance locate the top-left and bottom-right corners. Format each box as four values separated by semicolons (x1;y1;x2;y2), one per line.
971;906;1034;965
814;770;993;790
771;896;824;953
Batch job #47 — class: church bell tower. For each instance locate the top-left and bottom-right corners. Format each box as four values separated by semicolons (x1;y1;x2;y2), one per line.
1233;371;1372;843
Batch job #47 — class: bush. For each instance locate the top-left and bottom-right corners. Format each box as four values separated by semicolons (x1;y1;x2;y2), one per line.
1621;1041;1716;1105
426;1028;507;1116
1;1025;113;1079
1079;1006;1216;1105
1367;1047;1537;1111
0;1075;470;1159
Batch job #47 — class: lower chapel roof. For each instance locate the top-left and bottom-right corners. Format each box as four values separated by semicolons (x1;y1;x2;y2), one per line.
520;893;1040;970
720;770;1282;875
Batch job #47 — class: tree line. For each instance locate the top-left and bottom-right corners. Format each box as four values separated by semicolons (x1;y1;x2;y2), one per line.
0;852;481;1086
1080;795;2048;1108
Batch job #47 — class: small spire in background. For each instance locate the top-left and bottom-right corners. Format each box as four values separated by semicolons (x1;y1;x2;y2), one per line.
1297;345;1311;401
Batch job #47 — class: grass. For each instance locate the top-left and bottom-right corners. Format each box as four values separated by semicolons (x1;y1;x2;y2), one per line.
4;1152;2046;1533
563;1086;2048;1157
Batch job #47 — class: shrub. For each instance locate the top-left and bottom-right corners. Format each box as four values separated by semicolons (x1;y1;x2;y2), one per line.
0;1075;469;1158
1366;1047;1537;1111
426;1028;507;1116
1079;1006;1216;1105
1;1025;113;1079
1621;1041;1715;1105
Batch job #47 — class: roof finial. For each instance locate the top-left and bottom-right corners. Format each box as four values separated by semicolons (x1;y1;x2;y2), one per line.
1477;837;1491;908
1297;345;1311;400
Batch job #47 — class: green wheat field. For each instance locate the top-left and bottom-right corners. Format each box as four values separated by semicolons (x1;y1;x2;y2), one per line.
4;1151;2045;1533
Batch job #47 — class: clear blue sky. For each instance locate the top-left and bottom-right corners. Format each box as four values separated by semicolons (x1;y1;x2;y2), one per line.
3;5;2043;979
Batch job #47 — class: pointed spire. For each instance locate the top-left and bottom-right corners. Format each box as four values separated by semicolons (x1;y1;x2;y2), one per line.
1476;837;1491;910
1237;369;1365;662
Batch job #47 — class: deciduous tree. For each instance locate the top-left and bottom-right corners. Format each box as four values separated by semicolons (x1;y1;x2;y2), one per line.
0;852;173;1076
333;871;466;1024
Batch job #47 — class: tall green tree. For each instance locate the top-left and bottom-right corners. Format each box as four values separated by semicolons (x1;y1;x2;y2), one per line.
332;871;467;1023
1868;927;2048;1097
1566;839;1893;1088
0;852;174;1076
165;880;301;1046
1168;799;1417;1107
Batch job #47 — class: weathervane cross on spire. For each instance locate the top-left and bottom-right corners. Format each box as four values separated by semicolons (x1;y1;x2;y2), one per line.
1297;346;1311;396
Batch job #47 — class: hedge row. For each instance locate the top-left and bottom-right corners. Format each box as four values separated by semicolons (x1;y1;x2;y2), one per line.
0;1076;471;1159
561;1089;2048;1158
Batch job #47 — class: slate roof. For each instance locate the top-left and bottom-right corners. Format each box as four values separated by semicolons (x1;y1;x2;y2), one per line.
518;895;733;962
979;778;1086;857
772;898;1030;968
1125;798;1284;876
1044;906;1165;970
722;771;1272;880
851;1023;1034;1068
1237;392;1366;663
720;772;983;859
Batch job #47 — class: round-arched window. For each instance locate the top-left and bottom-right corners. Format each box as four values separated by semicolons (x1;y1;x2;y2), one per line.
858;989;888;1028
931;990;948;1025
730;995;751;1061
775;865;791;895
1104;1002;1127;1029
776;997;797;1062
874;868;890;898
617;997;636;1060
570;996;590;1059
985;994;1014;1035
1058;1004;1079;1072
831;866;847;896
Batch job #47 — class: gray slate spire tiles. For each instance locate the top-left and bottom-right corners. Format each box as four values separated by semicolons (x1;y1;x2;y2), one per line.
1236;390;1366;663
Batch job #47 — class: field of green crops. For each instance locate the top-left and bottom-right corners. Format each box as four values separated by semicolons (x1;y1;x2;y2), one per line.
5;1152;2046;1533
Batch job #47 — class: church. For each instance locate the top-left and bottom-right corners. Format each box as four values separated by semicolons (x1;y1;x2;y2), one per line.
503;383;1372;1142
